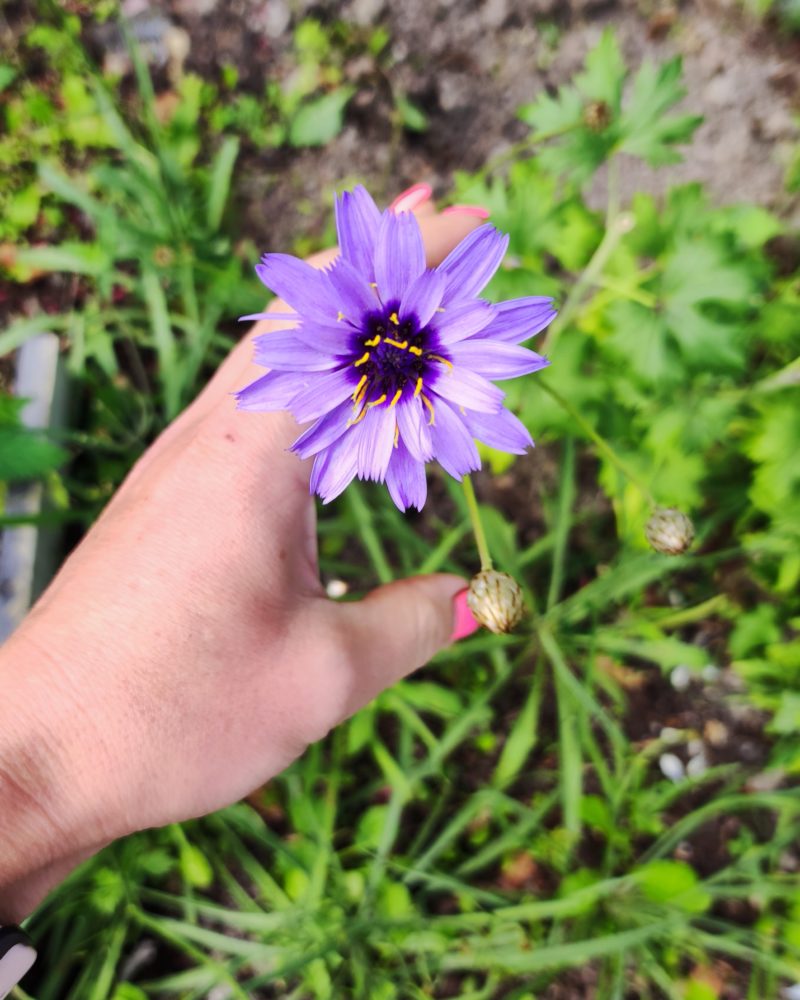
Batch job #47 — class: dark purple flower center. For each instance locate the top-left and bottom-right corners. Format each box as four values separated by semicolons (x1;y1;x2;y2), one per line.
347;305;451;421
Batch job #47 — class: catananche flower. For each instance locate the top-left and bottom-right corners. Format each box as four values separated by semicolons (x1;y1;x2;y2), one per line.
237;186;556;511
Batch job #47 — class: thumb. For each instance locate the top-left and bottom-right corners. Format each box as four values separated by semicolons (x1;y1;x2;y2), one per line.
332;573;478;713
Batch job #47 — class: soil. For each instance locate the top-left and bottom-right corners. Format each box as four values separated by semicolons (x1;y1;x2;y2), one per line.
145;0;800;253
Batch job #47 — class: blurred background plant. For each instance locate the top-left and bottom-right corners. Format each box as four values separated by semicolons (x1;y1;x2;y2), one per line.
1;0;800;997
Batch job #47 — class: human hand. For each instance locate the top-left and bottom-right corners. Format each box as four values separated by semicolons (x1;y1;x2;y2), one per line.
0;186;485;919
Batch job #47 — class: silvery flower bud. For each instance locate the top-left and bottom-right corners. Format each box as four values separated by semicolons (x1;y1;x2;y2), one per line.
645;508;695;555
467;570;525;634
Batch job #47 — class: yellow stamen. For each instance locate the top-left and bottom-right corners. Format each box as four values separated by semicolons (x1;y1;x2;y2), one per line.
429;353;453;371
384;338;409;350
408;345;423;356
367;393;388;408
337;311;345;322
354;352;371;367
369;282;378;289
389;311;399;325
348;404;369;426
389;389;403;408
421;393;436;425
352;374;368;402
393;424;399;448
413;377;423;398
436;307;445;313
364;335;381;347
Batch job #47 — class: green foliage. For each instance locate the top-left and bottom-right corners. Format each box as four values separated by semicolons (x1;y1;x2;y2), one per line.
7;13;800;1000
518;30;702;183
0;395;67;481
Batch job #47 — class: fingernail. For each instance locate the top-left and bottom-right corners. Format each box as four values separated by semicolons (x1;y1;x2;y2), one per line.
441;204;491;219
450;588;481;642
389;183;433;214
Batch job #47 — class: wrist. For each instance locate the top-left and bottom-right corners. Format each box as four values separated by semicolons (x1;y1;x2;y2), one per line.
0;627;114;920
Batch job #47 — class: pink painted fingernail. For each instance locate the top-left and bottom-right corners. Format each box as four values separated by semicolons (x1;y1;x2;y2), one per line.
441;204;491;219
450;588;480;642
389;183;433;214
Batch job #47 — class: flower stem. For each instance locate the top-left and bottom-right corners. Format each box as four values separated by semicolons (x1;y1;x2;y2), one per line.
541;211;634;356
538;379;657;508
462;475;493;572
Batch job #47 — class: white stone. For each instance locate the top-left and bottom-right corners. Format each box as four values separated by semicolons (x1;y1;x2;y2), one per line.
659;753;685;783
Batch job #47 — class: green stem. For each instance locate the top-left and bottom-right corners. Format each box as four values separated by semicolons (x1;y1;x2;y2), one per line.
538;379;657;507
461;475;493;572
347;483;394;584
541;211;633;355
477;121;581;180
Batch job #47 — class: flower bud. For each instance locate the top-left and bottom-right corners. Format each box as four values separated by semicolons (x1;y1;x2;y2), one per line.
467;570;525;634
645;507;695;555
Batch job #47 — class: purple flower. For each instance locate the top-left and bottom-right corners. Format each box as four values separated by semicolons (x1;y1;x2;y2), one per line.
237;186;556;511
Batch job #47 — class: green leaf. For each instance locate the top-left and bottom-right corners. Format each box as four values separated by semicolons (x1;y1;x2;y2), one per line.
7;182;41;231
288;87;355;147
0;64;17;93
575;29;626;108
206;136;240;231
769;691;800;735
0;427;68;481
492;671;543;789
398;680;463;717
179;843;213;889
14;241;111;276
395;93;428;133
633;860;712;914
619;57;702;166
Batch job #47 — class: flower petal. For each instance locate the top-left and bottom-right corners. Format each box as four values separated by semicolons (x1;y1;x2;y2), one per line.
256;255;340;322
386;438;428;512
399;269;446;328
430;364;505;413
310;430;360;504
357;405;396;482
253;329;339;371
326;257;380;319
239;311;299;322
335;186;382;281
448;341;550;380
291;320;358;356
235;371;309;411
429;400;480;480
290;367;356;423
290;399;353;459
438;225;509;306
431;300;495;345
396;396;433;462
375;210;426;303
478;297;558;344
463;406;533;454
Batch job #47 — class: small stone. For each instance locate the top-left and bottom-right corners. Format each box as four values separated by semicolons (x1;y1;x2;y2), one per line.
703;719;729;746
257;1;291;38
325;579;348;599
702;663;721;683
686;751;709;778
687;738;704;757
746;769;785;793
659;726;684;744
670;664;693;691
659;752;685;783
348;0;386;26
